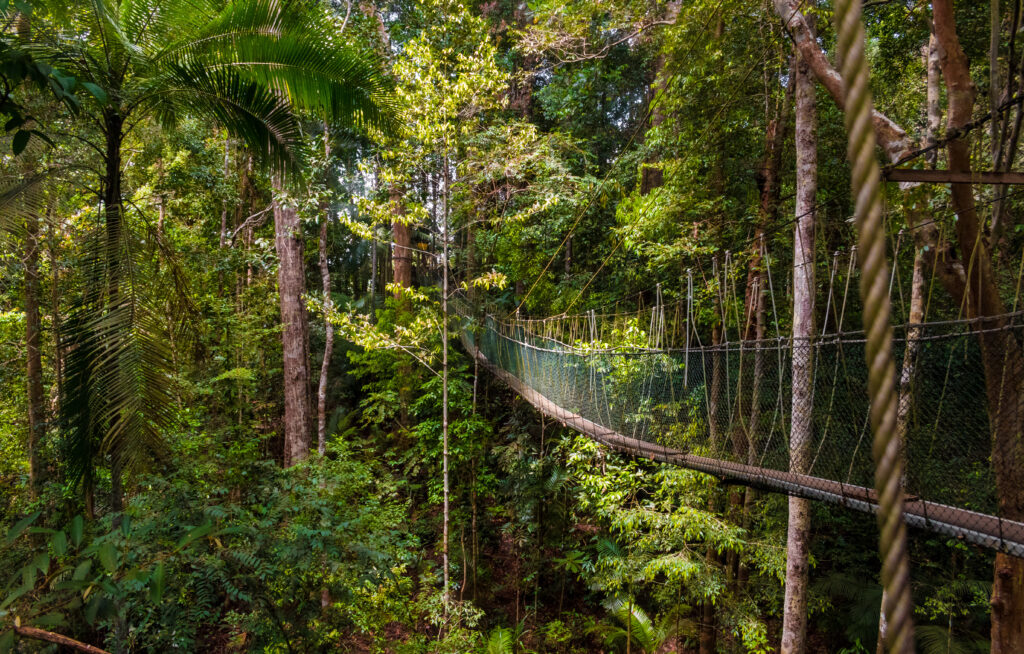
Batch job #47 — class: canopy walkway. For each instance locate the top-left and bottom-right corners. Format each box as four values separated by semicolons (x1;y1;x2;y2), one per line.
455;299;1024;559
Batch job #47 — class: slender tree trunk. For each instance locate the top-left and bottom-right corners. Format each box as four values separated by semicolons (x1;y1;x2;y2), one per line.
317;215;333;456
104;111;125;513
273;180;311;467
13;14;43;496
317;134;334;456
639;1;682;195
729;54;794;587
391;188;413;426
48;209;62;407
219;137;230;250
25;203;45;495
781;49;817;654
877;37;940;653
991;0;1002;168
441;155;451;609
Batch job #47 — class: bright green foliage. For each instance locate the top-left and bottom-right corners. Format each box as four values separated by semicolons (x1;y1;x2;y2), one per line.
1;442;413;651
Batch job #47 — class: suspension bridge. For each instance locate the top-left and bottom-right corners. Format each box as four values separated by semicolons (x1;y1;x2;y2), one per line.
453;251;1024;559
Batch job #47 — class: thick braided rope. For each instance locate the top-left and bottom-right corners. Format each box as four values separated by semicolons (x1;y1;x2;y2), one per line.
832;0;916;652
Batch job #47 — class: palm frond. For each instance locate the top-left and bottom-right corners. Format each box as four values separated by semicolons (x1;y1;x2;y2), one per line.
153;62;304;175
60;220;178;490
483;626;515;654
604;597;663;653
162;0;398;134
915;624;990;654
0;168;52;238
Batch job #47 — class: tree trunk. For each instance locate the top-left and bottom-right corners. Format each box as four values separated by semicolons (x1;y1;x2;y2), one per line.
639;1;681;196
317;215;333;456
392;189;412;295
273;182;311;467
104;111;125;513
781;49;817;654
317;133;333;456
25;201;45;495
773;0;913;162
877;36;939;652
391;187;413;427
441;153;452;609
48;209;62;408
699;589;716;654
931;3;1024;651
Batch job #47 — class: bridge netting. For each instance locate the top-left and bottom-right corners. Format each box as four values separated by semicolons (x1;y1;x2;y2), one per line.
455;298;1024;558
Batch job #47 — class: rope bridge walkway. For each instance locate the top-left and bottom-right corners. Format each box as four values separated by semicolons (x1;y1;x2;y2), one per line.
454;298;1024;559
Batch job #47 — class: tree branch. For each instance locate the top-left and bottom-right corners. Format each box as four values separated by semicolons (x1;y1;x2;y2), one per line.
773;0;913;162
13;625;111;654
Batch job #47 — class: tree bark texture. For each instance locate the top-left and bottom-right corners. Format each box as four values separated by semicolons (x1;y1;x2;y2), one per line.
25;201;45;494
317;215;333;456
391;189;412;294
273;187;311;467
14;625;110;654
931;3;1024;651
781;51;816;654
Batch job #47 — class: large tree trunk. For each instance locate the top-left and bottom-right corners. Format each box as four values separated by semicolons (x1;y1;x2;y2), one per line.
273;184;312;467
391;188;413;427
25;201;45;495
391;189;412;294
931;3;1024;651
781;49;816;654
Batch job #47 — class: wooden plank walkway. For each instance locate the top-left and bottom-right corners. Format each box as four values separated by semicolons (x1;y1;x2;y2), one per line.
464;338;1024;559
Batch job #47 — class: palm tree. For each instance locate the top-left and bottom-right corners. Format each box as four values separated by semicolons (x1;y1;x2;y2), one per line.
10;0;395;511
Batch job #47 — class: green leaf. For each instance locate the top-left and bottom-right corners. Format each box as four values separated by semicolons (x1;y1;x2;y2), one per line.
176;522;212;550
4;511;40;545
72;560;92;581
54;73;75;92
51;531;67;557
97;543;117;573
120;515;131;537
69;516;83;548
31;552;50;576
81;82;107;103
0;584;30;610
12;130;30;155
148;562;165;603
84;596;101;624
32;613;66;628
0;629;13;653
